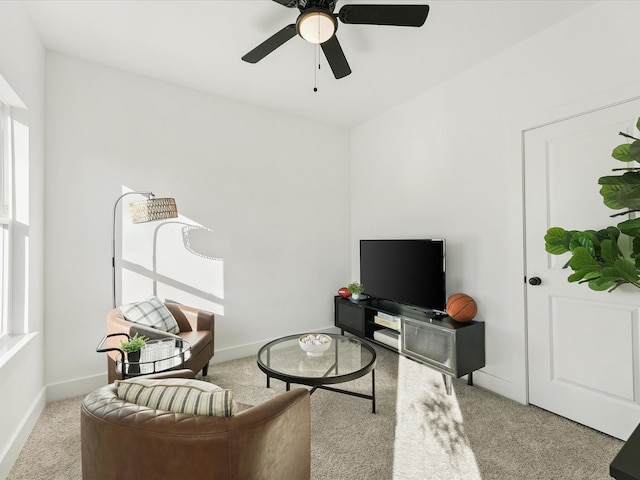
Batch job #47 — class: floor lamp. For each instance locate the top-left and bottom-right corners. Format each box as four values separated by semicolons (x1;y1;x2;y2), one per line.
112;191;178;308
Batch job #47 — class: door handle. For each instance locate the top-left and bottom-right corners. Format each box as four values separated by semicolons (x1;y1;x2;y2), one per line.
528;277;542;286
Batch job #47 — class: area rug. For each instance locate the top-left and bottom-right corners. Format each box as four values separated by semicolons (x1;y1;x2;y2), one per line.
8;343;622;479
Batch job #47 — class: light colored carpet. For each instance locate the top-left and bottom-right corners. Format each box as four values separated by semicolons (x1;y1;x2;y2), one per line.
8;343;622;479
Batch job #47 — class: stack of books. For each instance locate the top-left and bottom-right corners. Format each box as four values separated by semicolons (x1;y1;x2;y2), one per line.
373;312;401;331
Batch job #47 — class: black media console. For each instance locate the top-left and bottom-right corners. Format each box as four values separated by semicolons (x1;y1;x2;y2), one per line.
334;296;485;394
610;421;640;479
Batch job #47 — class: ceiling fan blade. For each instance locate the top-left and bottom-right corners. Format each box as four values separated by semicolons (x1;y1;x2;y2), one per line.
271;0;298;7
338;4;429;27
242;24;297;64
321;36;351;79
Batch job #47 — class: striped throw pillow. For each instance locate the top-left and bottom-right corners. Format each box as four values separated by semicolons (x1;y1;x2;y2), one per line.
115;378;238;417
120;296;180;334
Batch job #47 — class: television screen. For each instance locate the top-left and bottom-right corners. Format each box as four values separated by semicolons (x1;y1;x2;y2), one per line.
360;239;446;311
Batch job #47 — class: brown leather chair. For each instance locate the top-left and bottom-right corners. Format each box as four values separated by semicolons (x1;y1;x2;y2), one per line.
106;302;214;383
81;370;311;480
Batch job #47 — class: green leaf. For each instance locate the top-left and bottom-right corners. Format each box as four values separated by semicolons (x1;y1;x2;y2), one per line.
568;231;597;256
583;270;603;280
636;117;640;132
600;183;625;210
599;172;640;211
612;143;632;162
630;140;640;163
614;188;640;210
595;228;614;244
601;239;621;265
588;278;618;291
633;237;640;259
598;172;640;185
617;218;640;236
594;266;626;282
588;262;639;292
613;259;639;282
568;270;588;282
568;246;599;271
606;225;622;241
578;236;597;257
545;227;569;254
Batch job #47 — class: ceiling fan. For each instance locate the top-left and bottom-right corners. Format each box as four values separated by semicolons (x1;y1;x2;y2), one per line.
242;1;430;79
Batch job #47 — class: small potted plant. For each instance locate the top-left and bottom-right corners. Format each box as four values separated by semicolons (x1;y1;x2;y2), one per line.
348;282;365;301
120;333;148;373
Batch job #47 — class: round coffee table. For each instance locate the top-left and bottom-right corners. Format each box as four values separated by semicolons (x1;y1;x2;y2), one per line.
257;333;377;413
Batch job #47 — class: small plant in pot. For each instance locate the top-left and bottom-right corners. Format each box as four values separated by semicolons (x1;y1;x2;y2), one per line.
120;333;148;373
348;282;365;301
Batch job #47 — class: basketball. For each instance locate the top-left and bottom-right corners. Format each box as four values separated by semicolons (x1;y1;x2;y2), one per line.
446;293;477;322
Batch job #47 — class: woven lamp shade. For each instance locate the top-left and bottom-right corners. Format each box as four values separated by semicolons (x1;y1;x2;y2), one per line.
128;197;178;224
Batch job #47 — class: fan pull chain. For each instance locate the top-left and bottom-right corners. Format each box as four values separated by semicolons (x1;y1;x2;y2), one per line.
314;44;319;92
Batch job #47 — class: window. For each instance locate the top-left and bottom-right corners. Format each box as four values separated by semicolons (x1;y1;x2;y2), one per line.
0;101;12;339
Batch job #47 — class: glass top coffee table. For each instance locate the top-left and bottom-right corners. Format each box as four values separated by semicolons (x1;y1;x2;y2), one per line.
257;333;377;413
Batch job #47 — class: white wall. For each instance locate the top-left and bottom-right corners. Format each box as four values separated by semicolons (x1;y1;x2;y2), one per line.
44;54;351;394
351;0;640;402
4;2;637;475
0;2;46;478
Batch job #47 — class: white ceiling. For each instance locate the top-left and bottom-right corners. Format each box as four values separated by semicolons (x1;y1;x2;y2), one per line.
24;0;596;128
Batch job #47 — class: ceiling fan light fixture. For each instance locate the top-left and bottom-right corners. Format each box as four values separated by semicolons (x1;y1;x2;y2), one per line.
242;2;430;80
297;9;337;44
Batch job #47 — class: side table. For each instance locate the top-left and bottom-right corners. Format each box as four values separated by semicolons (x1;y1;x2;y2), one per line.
96;333;191;380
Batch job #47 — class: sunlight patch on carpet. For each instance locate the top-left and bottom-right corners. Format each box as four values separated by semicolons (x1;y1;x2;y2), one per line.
393;356;482;480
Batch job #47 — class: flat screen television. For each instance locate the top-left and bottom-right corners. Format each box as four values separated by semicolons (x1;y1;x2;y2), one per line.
359;239;446;312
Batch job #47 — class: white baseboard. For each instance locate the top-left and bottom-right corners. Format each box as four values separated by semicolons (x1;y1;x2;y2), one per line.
46;373;108;402
469;369;527;404
210;341;263;365
0;388;46;480
210;326;341;365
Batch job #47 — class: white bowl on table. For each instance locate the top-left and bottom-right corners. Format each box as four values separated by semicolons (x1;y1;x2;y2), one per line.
299;334;332;356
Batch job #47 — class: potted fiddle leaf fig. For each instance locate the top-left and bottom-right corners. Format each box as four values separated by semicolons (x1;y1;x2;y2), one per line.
545;117;640;291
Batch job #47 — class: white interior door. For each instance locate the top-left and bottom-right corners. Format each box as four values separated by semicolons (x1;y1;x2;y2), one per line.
525;99;640;440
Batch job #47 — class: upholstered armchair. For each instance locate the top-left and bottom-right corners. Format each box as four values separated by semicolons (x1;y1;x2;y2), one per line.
80;370;311;480
106;301;214;383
